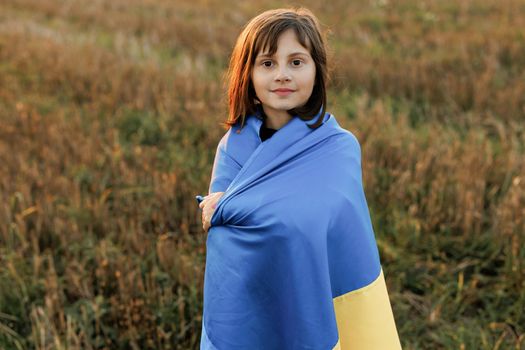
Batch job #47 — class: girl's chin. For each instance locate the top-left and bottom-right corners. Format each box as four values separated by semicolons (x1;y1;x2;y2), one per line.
263;103;302;111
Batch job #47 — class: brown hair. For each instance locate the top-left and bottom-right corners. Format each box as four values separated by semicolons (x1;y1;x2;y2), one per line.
222;7;330;130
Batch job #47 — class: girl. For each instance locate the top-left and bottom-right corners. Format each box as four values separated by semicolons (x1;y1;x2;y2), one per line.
198;7;401;349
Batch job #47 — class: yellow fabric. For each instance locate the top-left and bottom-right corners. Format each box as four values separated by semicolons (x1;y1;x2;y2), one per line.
332;269;402;349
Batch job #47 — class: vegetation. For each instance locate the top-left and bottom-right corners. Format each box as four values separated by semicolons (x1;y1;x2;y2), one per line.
0;0;523;348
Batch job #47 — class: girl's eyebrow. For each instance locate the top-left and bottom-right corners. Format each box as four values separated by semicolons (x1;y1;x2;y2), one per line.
257;51;310;58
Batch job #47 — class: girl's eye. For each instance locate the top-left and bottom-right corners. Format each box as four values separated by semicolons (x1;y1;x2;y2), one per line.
260;59;303;68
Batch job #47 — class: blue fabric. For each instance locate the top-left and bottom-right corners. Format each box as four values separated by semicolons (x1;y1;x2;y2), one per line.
200;109;382;349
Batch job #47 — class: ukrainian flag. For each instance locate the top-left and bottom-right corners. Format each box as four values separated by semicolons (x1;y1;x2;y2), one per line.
200;111;401;349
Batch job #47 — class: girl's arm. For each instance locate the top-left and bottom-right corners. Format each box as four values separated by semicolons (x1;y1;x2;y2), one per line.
208;128;242;194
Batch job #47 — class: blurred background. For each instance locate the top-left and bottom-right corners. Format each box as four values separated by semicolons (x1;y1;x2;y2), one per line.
0;0;524;349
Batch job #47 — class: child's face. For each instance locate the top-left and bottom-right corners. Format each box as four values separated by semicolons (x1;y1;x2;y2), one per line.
251;29;316;121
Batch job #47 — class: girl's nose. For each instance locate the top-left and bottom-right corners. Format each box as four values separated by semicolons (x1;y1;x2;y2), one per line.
274;67;291;82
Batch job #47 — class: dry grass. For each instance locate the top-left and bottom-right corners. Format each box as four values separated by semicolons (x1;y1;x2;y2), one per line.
0;0;524;349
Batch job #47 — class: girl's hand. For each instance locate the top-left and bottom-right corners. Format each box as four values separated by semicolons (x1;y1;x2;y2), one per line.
199;192;225;233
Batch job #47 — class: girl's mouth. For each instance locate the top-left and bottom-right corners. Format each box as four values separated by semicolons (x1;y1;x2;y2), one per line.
272;89;295;96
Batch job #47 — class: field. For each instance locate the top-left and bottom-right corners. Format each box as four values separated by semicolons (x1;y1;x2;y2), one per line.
0;0;524;349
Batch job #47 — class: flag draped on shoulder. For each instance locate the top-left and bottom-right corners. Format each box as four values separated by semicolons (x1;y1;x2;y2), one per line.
199;108;401;350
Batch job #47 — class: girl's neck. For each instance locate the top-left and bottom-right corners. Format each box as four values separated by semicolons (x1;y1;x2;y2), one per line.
261;107;293;130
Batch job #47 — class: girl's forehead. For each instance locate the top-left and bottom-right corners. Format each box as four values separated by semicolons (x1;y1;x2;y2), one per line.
256;32;311;56
256;46;311;58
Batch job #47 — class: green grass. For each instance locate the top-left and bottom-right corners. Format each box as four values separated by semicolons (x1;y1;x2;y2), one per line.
0;0;524;349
